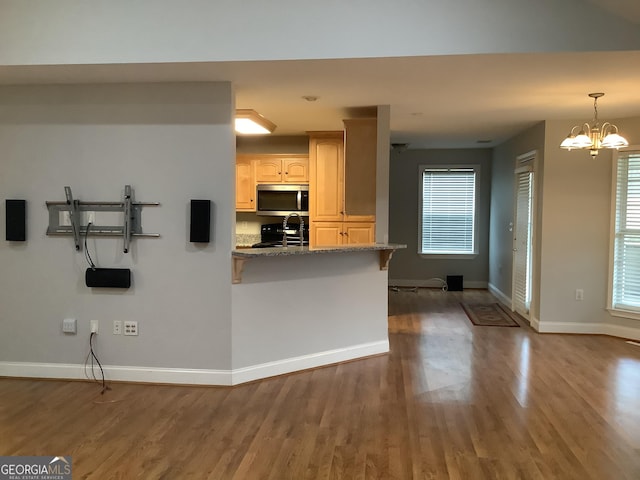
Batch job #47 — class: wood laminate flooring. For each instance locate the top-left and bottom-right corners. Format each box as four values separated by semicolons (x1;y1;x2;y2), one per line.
1;288;639;479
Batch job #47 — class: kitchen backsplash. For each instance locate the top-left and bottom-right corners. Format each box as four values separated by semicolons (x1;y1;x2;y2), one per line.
236;212;263;247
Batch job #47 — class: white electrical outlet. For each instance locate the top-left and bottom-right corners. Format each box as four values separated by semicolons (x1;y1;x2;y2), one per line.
575;289;584;301
82;211;95;225
124;321;138;336
113;320;122;335
90;320;99;334
62;318;77;334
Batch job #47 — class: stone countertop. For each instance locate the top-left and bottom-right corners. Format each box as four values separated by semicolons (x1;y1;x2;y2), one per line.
231;243;406;258
231;243;406;283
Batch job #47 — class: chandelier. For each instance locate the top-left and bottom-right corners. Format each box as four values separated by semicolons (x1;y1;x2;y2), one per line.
559;93;628;157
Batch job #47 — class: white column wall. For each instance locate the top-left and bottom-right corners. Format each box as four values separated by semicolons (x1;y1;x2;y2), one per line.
0;83;235;372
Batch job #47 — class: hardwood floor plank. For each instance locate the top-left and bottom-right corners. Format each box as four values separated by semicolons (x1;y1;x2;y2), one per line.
1;288;639;479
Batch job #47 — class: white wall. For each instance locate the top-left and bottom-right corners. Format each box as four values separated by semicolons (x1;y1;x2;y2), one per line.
535;117;640;340
0;83;235;371
1;0;639;66
231;252;389;378
538;120;613;328
376;106;391;243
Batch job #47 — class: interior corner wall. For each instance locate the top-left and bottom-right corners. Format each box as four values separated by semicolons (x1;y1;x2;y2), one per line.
489;121;545;309
538;119;615;328
388;148;492;287
0;82;235;372
376;105;391;244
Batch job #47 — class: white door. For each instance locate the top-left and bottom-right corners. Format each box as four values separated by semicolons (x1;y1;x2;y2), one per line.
512;162;534;318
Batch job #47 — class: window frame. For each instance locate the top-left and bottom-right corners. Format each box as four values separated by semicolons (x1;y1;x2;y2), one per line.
608;146;640;321
417;164;480;259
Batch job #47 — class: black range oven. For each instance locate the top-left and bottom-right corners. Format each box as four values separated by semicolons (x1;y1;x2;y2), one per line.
251;222;309;248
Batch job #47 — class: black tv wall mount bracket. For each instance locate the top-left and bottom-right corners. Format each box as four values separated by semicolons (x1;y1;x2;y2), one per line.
46;185;160;253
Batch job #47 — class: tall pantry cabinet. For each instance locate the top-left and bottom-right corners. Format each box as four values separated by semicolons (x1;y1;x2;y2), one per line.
308;119;377;246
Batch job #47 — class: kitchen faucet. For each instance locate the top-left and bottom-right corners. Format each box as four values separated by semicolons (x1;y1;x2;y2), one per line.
282;213;304;247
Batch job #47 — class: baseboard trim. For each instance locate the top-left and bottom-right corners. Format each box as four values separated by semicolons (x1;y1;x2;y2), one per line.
231;340;389;385
488;283;511;307
0;362;233;386
0;340;390;387
536;321;640;341
530;316;541;332
390;279;488;289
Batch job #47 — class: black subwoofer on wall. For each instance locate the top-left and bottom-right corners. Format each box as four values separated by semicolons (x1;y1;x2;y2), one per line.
190;199;211;243
6;199;26;241
85;268;132;289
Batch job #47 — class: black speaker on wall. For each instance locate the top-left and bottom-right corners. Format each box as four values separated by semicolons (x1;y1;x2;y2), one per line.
190;199;211;243
6;199;26;242
85;268;131;289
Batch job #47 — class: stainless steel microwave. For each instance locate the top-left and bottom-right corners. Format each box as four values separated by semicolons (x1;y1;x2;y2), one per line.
256;184;309;217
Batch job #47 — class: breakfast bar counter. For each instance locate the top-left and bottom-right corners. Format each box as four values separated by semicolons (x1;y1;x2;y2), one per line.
231;243;405;283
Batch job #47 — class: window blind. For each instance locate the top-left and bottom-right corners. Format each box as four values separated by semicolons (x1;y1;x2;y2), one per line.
420;168;476;254
612;150;640;311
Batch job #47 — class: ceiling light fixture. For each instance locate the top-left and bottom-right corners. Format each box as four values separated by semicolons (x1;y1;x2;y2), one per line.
235;109;277;135
560;93;628;157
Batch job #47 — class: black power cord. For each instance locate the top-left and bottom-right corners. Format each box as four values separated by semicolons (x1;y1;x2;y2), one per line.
84;222;96;270
82;223;113;396
85;332;110;394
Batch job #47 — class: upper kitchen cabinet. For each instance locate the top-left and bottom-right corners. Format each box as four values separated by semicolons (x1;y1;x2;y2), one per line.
255;155;309;184
236;155;256;211
309;123;377;247
309;121;377;223
309;132;344;222
343;118;376;222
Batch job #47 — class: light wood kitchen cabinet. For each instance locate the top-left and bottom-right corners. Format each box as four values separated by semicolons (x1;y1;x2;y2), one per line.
309;221;375;246
310;221;342;246
343;222;375;244
308;128;376;247
309;132;344;222
343;118;376;222
255;156;309;183
236;156;255;211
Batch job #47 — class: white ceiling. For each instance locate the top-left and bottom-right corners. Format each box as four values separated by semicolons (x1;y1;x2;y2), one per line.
6;50;640;149
2;1;640;150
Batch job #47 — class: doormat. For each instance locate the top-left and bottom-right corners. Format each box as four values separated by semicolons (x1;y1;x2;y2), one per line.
461;303;520;327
